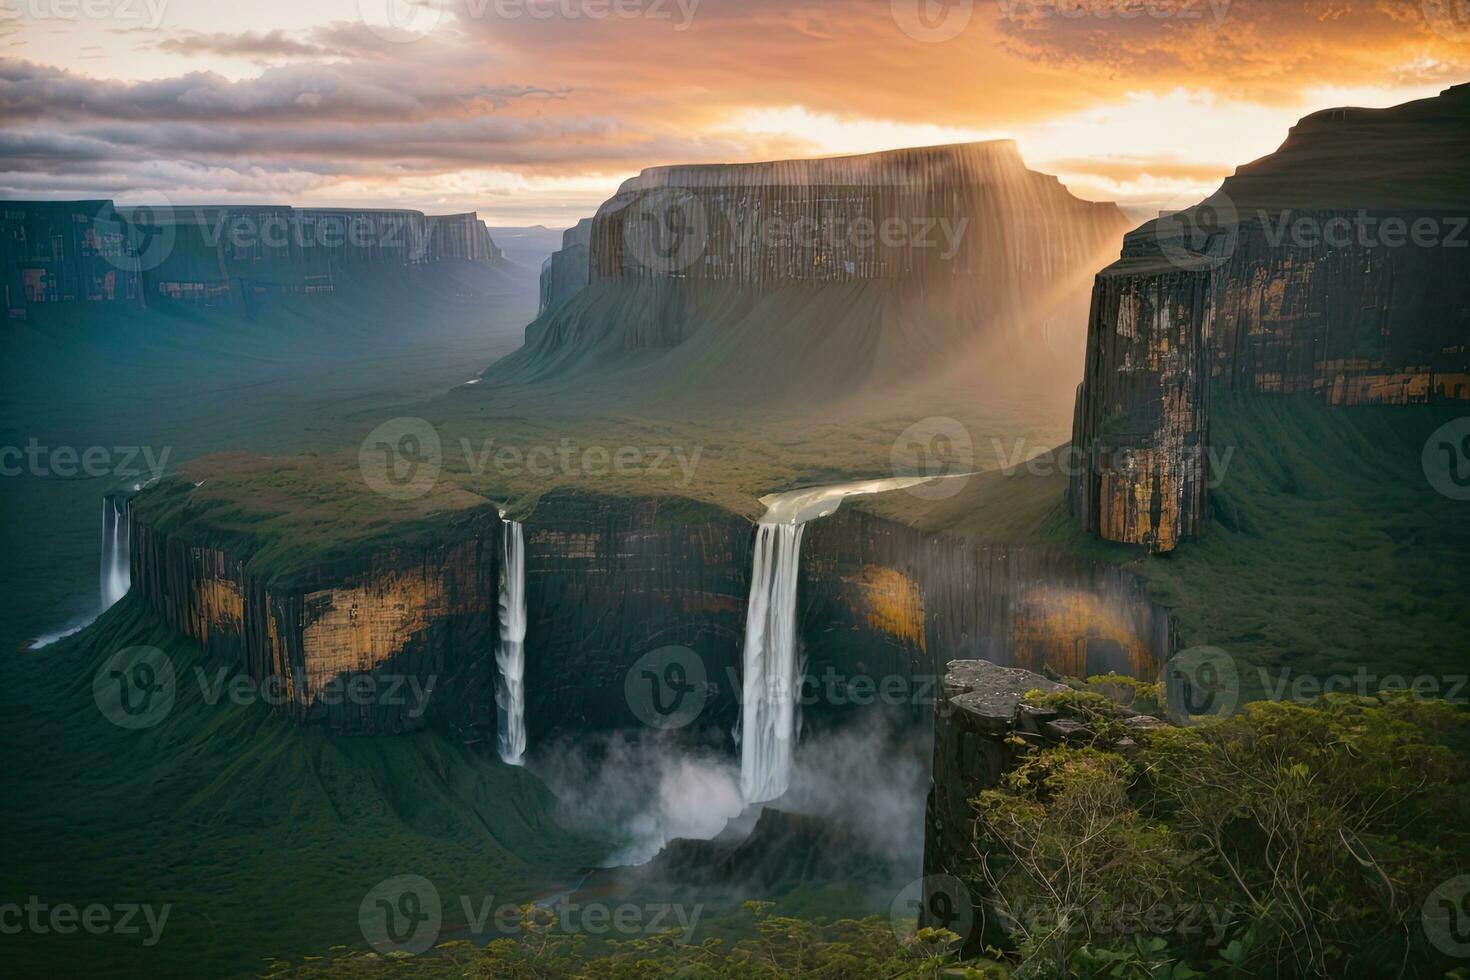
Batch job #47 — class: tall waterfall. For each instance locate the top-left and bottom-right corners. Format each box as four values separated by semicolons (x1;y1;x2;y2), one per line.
735;475;957;804
738;521;807;804
496;519;528;766
100;496;131;609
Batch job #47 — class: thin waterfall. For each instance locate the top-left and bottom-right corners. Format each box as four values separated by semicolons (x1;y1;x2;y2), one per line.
738;521;806;804
495;519;527;765
100;496;131;609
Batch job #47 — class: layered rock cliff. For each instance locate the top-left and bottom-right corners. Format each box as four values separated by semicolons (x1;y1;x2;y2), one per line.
0;200;505;319
1071;84;1470;550
486;142;1131;404
127;483;1172;746
129;498;500;735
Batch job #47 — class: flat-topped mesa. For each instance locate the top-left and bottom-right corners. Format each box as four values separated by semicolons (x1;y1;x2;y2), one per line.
1071;84;1470;552
0;200;505;318
588;140;1126;287
487;141;1131;401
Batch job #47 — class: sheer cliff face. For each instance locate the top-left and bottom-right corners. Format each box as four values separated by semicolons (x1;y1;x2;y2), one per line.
538;217;592;314
1072;84;1470;551
1071;259;1215;552
129;487;1171;742
0;200;144;315
588;141;1124;288
130;506;500;735
0;201;504;318
488;141;1131;404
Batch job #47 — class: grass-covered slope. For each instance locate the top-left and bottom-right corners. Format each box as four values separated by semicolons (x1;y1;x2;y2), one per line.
122;375;1078;585
1137;395;1469;691
0;598;609;977
864;393;1470;698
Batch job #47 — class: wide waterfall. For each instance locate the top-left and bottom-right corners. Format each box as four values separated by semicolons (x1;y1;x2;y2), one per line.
738;521;807;803
496;519;528;766
100;496;131;609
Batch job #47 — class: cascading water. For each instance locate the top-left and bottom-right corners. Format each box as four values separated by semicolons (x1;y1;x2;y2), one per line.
496;519;528;765
738;521;807;804
100;496;131;609
30;495;132;649
736;474;964;804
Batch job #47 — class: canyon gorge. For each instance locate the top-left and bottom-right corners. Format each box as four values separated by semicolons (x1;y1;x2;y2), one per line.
7;82;1469;977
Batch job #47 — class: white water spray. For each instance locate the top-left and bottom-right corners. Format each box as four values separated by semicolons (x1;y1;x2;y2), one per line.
496;519;528;765
100;496;131;609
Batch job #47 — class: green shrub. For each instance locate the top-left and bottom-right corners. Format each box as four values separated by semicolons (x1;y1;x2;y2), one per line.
967;692;1470;978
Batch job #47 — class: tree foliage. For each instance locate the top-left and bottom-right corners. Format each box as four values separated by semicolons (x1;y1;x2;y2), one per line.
970;692;1470;977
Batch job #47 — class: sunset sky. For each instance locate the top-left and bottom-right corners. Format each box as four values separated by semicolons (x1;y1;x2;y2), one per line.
4;0;1469;226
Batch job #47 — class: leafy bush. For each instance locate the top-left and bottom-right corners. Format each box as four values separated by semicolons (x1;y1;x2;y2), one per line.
968;692;1470;978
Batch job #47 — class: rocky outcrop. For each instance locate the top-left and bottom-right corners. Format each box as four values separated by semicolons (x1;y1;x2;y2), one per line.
921;660;1165;954
1071;84;1470;550
600;808;876;891
427;212;504;265
1070;256;1214;551
0;200;505;319
538;217;592;314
